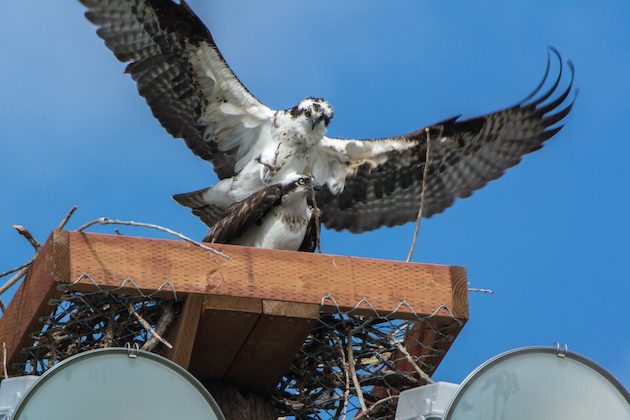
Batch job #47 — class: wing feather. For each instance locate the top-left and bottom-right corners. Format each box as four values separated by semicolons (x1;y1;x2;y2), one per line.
204;185;283;244
80;0;274;179
316;49;576;233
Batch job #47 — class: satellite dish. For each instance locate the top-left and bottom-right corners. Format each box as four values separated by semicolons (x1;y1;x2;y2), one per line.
443;346;630;420
12;348;224;420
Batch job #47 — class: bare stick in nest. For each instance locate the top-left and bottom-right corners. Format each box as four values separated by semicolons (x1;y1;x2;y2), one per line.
347;328;368;415
77;217;230;259
56;205;78;231
0;266;30;296
12;224;40;250
0;259;34;279
126;303;173;350
334;337;351;420
392;338;434;385
406;127;432;263
354;395;399;420
141;301;175;352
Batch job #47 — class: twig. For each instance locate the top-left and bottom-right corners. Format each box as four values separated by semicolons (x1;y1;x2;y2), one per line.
56;205;78;231
127;303;173;350
469;287;495;295
406;127;432;262
12;224;40;250
0;266;30;296
0;299;5;314
2;343;7;379
309;187;322;254
354;396;399;420
392;339;434;384
141;301;175;352
77;217;230;259
347;328;368;416
0;259;34;279
335;337;351;420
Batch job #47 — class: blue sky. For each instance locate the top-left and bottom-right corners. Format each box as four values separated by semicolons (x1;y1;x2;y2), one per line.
1;0;628;391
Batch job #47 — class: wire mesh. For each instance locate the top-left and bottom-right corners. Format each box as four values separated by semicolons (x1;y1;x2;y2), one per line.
13;275;462;419
15;274;177;375
275;296;462;419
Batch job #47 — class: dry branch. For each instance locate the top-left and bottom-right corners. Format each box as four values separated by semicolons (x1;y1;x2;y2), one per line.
12;224;40;250
141;301;175;352
77;217;230;259
406;127;432;262
56;205;78;231
127;303;173;350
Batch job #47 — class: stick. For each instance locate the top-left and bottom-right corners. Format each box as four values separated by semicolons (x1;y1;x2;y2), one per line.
354;396;399;420
127;303;173;350
392;339;433;384
335;337;351;420
141;301;175;352
0;299;5;314
12;224;40;250
347;329;368;415
406;127;432;262
0;259;34;279
56;205;78;231
0;266;30;296
77;218;230;259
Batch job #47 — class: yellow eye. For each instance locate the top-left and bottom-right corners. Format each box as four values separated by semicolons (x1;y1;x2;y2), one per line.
298;178;308;186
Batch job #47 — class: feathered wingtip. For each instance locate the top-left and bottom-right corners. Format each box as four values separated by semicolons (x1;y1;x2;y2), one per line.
518;47;578;127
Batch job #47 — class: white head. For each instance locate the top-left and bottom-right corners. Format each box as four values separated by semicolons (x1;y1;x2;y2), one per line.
289;97;334;132
279;173;321;203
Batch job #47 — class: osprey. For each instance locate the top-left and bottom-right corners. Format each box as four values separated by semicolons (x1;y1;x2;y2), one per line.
81;0;576;234
203;173;319;252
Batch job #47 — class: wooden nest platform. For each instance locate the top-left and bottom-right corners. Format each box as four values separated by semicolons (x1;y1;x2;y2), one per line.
0;230;468;418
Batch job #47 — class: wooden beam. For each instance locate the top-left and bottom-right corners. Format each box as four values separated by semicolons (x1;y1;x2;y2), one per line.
162;293;204;369
224;300;320;396
0;230;69;375
188;296;262;381
60;231;468;320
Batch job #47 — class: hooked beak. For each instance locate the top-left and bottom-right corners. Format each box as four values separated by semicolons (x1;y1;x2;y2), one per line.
312;182;323;192
311;116;325;130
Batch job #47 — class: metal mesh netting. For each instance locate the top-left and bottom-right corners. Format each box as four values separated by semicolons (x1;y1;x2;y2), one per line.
15;274;177;375
275;296;462;419
15;275;462;420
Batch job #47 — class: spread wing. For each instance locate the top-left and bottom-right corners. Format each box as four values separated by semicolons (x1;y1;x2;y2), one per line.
80;0;275;179
315;49;576;233
203;185;283;244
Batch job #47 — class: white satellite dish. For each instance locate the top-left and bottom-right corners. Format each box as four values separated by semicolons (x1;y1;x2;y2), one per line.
11;348;224;420
443;346;630;420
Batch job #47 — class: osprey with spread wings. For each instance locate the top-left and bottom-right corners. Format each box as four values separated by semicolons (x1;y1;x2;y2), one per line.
80;0;576;234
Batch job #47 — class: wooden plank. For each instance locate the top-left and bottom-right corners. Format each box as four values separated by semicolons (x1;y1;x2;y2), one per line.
62;231;468;320
188;296;262;381
0;230;69;375
162;294;204;369
225;300;320;396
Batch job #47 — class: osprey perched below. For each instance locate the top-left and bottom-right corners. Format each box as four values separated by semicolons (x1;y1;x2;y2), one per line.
203;174;319;252
81;0;576;234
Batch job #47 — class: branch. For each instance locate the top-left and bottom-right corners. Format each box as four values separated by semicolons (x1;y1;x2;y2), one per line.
77;217;230;259
392;339;434;385
141;301;175;352
354;396;399;420
56;205;78;231
347;329;368;416
406;127;432;263
0;259;34;279
127;303;173;350
12;224;40;250
0;266;30;296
